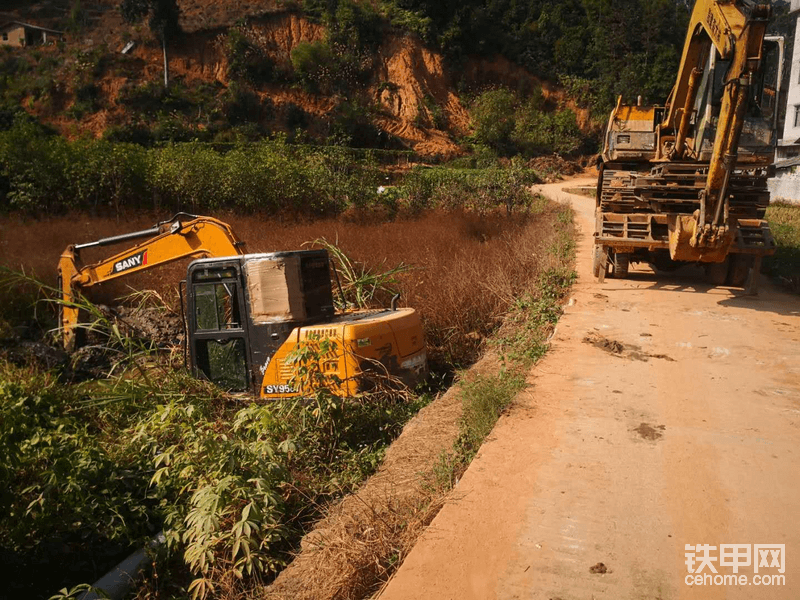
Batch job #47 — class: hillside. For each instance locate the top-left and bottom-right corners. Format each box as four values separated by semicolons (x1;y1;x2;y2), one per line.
0;0;607;156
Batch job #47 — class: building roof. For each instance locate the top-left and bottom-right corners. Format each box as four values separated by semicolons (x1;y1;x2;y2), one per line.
0;21;64;34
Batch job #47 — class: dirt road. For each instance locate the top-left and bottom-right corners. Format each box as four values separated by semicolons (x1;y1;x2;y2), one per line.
379;180;800;599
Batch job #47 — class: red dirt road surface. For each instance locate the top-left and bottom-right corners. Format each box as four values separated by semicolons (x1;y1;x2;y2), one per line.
378;180;800;599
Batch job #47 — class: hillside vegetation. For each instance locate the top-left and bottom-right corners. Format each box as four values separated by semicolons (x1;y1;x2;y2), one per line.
0;0;696;159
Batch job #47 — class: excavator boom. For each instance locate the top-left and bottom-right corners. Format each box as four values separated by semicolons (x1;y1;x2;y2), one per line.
58;214;246;350
660;0;771;253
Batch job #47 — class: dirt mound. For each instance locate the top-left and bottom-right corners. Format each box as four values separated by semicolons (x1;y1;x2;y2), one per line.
372;36;470;156
112;305;183;347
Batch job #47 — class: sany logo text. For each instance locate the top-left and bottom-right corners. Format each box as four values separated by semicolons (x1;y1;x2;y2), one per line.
113;250;148;274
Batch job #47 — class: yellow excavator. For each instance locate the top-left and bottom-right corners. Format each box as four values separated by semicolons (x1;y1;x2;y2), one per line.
58;214;427;397
595;0;782;291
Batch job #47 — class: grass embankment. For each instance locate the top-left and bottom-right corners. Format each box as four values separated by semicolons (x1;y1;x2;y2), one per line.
0;165;574;599
766;202;800;292
437;208;575;487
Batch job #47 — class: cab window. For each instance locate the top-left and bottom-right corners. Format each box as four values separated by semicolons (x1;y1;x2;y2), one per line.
195;282;241;331
195;338;248;391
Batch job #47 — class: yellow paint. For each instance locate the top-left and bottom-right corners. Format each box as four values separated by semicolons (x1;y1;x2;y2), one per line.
260;308;427;398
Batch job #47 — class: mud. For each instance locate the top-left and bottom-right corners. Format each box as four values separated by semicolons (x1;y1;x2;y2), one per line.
582;331;675;363
589;562;608;574
633;423;665;442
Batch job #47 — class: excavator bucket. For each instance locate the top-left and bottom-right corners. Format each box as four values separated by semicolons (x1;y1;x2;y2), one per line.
667;215;734;263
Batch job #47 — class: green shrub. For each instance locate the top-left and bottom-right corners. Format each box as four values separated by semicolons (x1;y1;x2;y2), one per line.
400;162;540;213
328;100;381;147
0;124;392;215
470;89;517;153
290;1;380;96
225;27;275;85
328;0;384;50
118;80;168;116
221;81;262;125
470;87;585;157
383;4;433;41
290;40;334;94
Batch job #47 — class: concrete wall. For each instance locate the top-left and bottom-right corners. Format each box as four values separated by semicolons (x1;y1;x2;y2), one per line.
0;26;26;47
769;167;800;203
782;15;800;145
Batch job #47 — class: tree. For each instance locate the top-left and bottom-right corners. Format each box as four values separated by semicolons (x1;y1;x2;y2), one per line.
120;0;180;88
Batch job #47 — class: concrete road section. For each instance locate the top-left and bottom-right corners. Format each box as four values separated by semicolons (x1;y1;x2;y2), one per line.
379;180;800;600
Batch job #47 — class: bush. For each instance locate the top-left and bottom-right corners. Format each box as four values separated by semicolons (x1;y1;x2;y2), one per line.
118;80;169;116
470;87;585;157
0;296;425;597
290;1;379;96
401;162;540;213
290;40;334;94
221;81;263;125
470;89;517;153
0;125;397;215
225;27;275;85
328;100;381;147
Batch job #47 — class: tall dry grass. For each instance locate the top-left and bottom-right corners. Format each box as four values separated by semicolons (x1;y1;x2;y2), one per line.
0;205;563;367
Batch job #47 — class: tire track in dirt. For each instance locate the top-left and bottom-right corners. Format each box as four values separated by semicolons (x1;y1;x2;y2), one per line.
378;179;800;600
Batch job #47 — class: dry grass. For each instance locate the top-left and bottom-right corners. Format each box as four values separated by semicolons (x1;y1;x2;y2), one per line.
0;203;573;599
1;205;562;367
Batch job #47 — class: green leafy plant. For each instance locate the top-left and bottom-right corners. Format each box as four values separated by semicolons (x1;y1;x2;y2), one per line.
309;238;410;309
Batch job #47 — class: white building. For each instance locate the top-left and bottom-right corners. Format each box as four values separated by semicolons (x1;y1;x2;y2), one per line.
769;0;800;202
776;0;800;161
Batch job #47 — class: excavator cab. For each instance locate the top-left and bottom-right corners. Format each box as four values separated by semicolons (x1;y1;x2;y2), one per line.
187;250;335;393
693;36;783;160
186;250;428;398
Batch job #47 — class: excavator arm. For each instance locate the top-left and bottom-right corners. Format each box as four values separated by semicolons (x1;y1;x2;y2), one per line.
660;0;771;258
58;214;246;350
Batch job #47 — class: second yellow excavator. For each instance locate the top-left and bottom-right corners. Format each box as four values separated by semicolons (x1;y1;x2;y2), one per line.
595;0;783;291
58;214;428;397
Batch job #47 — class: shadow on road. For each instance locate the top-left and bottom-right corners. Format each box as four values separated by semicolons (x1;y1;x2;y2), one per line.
597;266;800;319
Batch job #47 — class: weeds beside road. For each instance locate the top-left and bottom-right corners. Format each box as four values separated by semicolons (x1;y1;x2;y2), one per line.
765;202;800;293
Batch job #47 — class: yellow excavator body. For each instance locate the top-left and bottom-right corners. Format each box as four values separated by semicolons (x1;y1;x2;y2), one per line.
595;0;780;288
59;215;428;396
260;308;427;398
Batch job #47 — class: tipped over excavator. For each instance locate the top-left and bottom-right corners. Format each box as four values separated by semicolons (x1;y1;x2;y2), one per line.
58;214;427;397
595;0;782;291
